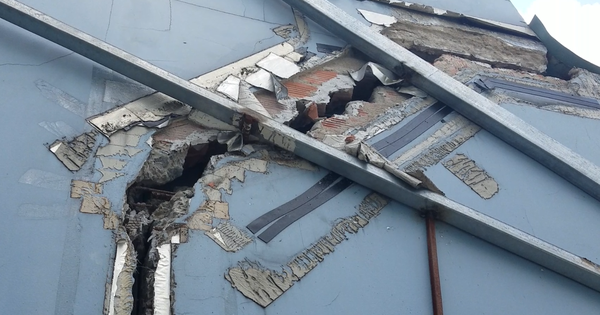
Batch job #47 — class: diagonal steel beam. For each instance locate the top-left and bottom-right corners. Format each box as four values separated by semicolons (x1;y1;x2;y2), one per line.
1;0;599;292
281;0;600;204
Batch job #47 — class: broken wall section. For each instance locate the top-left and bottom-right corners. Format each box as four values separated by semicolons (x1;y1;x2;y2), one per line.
379;7;547;73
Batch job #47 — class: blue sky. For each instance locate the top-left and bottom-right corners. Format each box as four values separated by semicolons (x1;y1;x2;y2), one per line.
510;0;600;66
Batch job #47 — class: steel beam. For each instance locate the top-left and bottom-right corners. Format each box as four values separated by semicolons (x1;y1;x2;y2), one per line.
1;0;599;292
281;0;600;204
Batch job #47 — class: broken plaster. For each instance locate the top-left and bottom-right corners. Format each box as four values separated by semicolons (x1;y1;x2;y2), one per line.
443;154;499;199
226;193;389;307
49;131;97;171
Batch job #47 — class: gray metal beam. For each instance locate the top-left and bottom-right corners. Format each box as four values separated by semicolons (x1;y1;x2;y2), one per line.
1;0;599;292
281;0;600;204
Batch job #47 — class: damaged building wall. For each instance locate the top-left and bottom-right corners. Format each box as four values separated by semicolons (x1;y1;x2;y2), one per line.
379;7;547;72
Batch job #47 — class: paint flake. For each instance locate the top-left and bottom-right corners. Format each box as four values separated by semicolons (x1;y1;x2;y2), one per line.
443;154;499;199
70;180;103;198
256;53;301;79
206;222;252;252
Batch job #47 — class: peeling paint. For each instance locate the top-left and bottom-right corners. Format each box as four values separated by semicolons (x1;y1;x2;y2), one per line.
99;157;127;170
186;211;213;231
96;144;142;157
226;193;389;307
357;9;397;27
206;222;252;252
109;233;136;315
262;149;318;171
99;169;126;183
70;180;103;198
393;114;480;171
49;131;97;171
443;154;499;199
226;261;294;308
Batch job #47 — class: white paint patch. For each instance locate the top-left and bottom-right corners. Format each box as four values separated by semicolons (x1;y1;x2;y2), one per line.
256;53;301;79
19;169;70;191
238;82;272;118
217;75;241;102
357;9;397;27
96;144;142;157
108;241;128;315
154;243;172;315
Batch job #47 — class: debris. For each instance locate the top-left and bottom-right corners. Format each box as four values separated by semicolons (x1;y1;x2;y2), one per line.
284;51;304;63
136;141;189;186
350;62;402;86
316;43;344;54
238;82;274;117
256;52;301;79
397;86;428;98
216;75;241;102
49;131;97;171
357;9;397;27
191;42;294;90
107;234;136;315
443;154;499;199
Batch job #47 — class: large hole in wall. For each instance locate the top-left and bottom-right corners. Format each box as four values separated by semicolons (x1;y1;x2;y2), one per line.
123;138;227;315
288;73;382;134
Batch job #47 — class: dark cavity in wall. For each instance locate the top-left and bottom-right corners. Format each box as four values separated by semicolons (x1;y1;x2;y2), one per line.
288;73;382;133
124;139;227;315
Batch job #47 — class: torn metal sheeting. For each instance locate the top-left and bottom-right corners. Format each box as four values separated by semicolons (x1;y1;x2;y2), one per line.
191;42;295;89
217;131;244;152
244;71;287;102
239;82;274;117
88;95;191;137
357;9;397;27
245;69;274;91
256;52;301;79
350;62;402;86
216;75;241;102
8;0;599;292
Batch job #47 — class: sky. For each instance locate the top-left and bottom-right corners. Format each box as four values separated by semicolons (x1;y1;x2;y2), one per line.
511;0;600;66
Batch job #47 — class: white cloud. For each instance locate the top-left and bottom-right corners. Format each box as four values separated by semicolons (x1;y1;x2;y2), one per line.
520;0;600;66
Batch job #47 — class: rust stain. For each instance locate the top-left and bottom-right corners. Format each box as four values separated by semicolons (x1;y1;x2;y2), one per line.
581;257;600;272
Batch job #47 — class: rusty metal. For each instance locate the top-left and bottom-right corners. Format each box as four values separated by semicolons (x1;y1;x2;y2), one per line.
426;212;443;315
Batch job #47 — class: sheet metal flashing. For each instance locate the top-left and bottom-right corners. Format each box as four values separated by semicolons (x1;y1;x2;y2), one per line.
279;0;600;204
2;0;600;293
529;15;600;76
